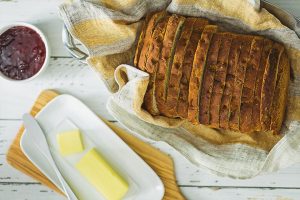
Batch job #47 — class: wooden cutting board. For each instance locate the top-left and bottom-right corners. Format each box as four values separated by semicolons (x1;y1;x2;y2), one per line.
6;90;185;200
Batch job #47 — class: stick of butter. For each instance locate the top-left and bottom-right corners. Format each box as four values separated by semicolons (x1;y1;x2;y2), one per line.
76;148;129;200
57;129;84;156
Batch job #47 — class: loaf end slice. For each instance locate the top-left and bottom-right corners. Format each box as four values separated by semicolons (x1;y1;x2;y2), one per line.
270;50;290;133
138;11;167;71
134;13;153;67
143;16;171;115
252;39;273;131
261;43;284;131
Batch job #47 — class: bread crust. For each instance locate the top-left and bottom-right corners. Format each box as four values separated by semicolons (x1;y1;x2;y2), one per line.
177;19;209;119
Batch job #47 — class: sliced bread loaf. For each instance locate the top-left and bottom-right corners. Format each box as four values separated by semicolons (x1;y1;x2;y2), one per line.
135;12;289;134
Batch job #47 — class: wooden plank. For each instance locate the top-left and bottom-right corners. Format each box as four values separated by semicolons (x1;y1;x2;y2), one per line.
0;0;300;199
0;58;114;121
1;183;300;200
180;186;300;200
0;183;64;200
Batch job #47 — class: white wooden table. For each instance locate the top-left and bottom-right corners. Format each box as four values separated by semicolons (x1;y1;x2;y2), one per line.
1;1;300;199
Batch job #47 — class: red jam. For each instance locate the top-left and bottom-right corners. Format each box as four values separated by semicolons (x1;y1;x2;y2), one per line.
0;26;46;80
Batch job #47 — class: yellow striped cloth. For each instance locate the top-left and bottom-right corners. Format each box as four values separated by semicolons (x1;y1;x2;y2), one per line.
59;0;169;91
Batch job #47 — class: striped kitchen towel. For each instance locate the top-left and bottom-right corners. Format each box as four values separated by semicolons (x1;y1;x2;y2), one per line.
60;0;300;178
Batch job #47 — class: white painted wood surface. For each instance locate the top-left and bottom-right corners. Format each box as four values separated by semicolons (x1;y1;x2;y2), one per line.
1;0;300;199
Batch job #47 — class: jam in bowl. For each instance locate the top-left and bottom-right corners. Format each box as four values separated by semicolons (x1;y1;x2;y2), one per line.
0;23;49;81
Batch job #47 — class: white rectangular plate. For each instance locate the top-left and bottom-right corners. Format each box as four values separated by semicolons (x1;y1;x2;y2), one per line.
20;94;164;200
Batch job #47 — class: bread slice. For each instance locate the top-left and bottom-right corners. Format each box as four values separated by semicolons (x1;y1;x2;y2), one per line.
261;43;284;131
270;50;290;133
197;27;220;125
138;11;167;71
164;18;197;117
228;35;253;131
252;39;273;131
166;18;209;118
155;14;186;117
143;16;171;115
134;13;153;67
177;19;209;119
219;35;242;129
239;36;264;132
260;44;283;131
209;33;233;128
